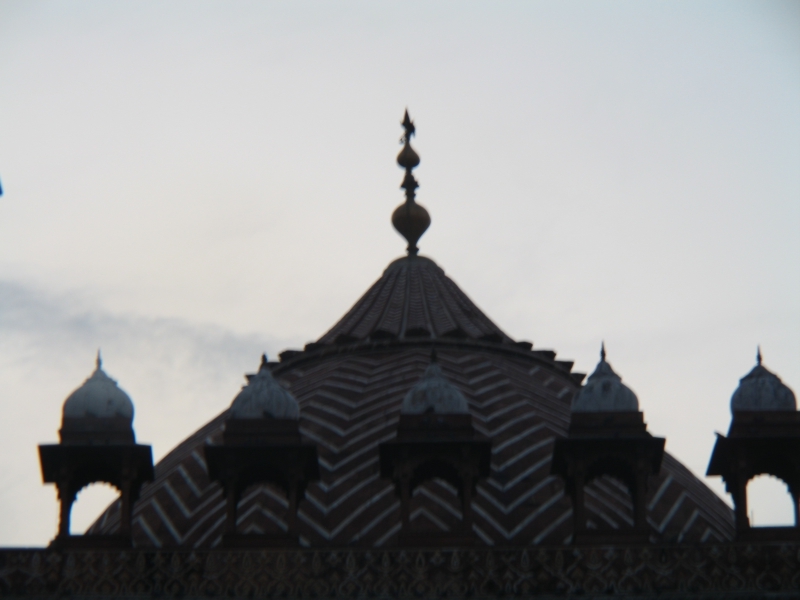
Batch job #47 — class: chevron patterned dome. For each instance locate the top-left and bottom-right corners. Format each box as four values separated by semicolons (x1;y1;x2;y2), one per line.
87;254;734;547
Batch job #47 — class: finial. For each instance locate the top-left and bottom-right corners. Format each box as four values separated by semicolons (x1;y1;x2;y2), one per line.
96;349;102;370
392;109;430;256
756;346;762;366
600;341;606;362
260;353;269;371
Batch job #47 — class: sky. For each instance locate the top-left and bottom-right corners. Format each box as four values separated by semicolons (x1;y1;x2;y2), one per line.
0;1;798;546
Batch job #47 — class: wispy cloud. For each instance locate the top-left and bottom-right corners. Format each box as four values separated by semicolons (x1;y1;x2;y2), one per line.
0;279;294;545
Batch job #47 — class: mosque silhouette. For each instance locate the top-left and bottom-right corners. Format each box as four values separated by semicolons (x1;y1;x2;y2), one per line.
2;112;798;598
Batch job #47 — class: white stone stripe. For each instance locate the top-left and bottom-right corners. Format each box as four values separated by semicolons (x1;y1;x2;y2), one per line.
647;475;673;511
494;437;553;471
472;389;518;410
658;491;687;533
677;508;699;543
583;499;620;529
191;450;207;472
533;508;572;544
351;501;400;542
585;487;633;526
193;513;226;548
474;401;531;424
237;503;287;531
181;494;225;542
509;490;565;538
134;515;161;547
489;455;551;492
176;465;203;497
492;422;546;453
162;481;193;519
478;475;558;514
297;484;395;540
475;379;512;398
473;523;495;545
304;473;381;515
591;478;634;510
474;412;536;438
374;522;402;547
414;487;462;520
149;497;183;544
410;507;450;531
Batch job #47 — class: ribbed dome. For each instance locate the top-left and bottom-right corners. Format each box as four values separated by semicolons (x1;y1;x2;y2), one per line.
317;255;513;345
62;354;134;423
572;345;639;412
229;355;299;419
731;351;796;412
401;357;469;414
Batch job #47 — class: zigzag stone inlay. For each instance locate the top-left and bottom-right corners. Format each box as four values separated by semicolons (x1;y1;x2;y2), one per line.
88;346;735;548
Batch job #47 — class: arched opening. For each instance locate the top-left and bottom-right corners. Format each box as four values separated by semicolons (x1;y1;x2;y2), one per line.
70;483;119;534
747;475;795;527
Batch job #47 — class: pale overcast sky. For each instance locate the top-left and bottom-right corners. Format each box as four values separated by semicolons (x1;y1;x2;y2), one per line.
0;1;798;545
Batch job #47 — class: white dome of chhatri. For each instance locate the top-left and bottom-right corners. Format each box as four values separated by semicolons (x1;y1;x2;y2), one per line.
730;348;796;412
229;355;300;419
572;344;639;413
62;352;134;422
401;354;469;415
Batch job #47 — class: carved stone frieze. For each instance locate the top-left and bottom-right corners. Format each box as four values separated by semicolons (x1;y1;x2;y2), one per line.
1;544;799;598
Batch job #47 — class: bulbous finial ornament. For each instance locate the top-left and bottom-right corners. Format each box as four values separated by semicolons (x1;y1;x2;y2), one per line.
392;109;430;256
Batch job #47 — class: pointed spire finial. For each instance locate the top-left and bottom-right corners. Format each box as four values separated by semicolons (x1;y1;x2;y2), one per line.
392;109;430;256
756;346;762;366
96;349;102;370
260;353;269;371
600;341;606;362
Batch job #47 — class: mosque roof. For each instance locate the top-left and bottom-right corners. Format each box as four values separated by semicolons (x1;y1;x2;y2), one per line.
87;112;734;548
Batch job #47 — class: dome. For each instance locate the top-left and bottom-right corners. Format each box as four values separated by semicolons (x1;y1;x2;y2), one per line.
85;112;733;547
89;261;734;547
401;354;469;414
730;349;796;412
62;353;134;423
229;355;299;419
572;344;639;412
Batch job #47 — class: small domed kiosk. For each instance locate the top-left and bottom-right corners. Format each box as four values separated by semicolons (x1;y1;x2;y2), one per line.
204;355;319;546
380;350;490;546
38;353;153;547
707;349;800;539
551;344;665;544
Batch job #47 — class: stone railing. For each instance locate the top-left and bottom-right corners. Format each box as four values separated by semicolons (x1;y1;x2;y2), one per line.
1;543;799;598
